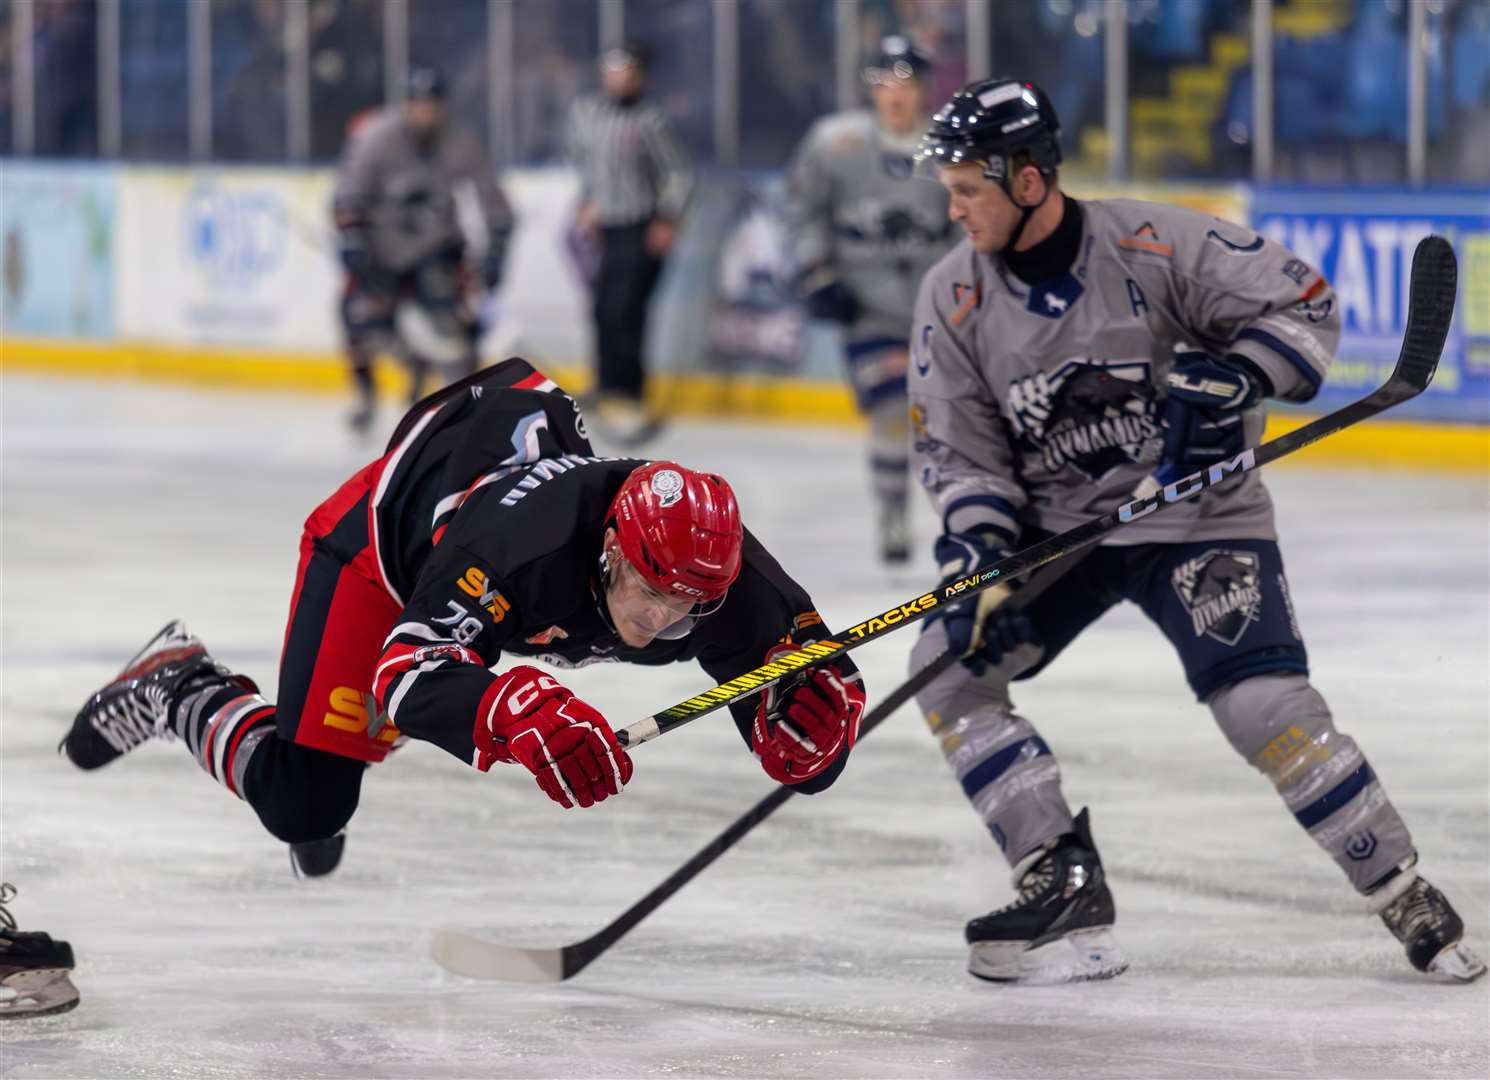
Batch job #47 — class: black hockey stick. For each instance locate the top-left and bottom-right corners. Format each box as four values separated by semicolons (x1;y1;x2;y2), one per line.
611;235;1458;751
432;235;1455;984
431;554;1085;983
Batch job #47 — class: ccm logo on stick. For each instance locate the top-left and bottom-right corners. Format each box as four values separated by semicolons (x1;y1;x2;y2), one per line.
1118;449;1257;523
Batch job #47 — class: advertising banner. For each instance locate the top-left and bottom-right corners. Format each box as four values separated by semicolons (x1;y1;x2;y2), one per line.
115;166;343;352
1251;188;1490;423
0;162;116;339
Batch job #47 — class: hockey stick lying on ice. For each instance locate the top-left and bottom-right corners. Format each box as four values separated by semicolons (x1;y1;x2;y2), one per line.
431;553;1085;983
431;234;1456;983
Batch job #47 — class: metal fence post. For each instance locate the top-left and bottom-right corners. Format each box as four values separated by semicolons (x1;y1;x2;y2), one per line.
188;0;211;160
489;0;515;167
98;0;121;156
286;0;311;162
13;0;34;154
1408;0;1427;187
1104;0;1128;181
834;0;858;112
966;0;991;81
714;0;738;166
600;0;625;54
1252;0;1273;183
385;0;409;106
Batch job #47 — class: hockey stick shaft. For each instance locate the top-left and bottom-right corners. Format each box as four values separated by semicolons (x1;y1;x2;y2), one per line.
618;235;1457;750
432;554;1079;982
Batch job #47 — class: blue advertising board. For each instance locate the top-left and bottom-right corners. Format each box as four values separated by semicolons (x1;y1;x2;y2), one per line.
1251;188;1490;423
0;162;116;339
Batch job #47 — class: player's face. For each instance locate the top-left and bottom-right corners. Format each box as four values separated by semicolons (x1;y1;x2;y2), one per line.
870;79;924;134
406;98;445;136
939;162;1044;254
603;59;644;100
940;163;1011;253
604;540;697;647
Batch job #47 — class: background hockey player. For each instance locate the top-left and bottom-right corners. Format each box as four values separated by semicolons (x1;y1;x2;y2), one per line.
907;78;1484;984
333;67;514;433
61;360;864;878
565;42;694;445
785;36;957;564
0;882;79;1019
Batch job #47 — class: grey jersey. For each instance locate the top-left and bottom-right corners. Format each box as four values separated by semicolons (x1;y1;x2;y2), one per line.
333;108;513;272
786;109;956;340
911;197;1340;545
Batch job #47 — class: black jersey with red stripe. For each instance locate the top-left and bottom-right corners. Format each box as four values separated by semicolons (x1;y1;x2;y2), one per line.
366;360;854;791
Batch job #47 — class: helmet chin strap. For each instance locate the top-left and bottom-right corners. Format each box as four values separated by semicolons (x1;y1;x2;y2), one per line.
991;159;1052;255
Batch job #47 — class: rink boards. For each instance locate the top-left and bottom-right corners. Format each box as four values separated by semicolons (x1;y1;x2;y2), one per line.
1;160;1486;465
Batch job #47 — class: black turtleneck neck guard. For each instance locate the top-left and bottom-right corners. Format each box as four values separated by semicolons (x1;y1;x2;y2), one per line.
1003;196;1083;286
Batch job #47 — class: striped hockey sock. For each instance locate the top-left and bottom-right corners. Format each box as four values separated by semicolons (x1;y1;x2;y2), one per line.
173;682;277;799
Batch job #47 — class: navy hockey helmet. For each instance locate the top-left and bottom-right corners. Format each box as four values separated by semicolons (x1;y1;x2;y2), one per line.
913;77;1062;187
406;66;448;101
863;35;933;86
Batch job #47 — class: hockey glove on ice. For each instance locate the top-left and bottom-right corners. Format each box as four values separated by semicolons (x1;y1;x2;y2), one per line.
930;530;1037;676
473;665;633;809
752;645;865;786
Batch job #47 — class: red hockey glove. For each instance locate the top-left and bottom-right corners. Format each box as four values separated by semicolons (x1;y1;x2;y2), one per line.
752;645;865;786
473;665;633;809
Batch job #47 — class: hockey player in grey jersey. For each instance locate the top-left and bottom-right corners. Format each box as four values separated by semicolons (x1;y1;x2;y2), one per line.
786;37;957;563
333;68;514;432
907;77;1484;984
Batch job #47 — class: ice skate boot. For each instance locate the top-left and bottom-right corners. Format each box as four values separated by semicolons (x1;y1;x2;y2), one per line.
61;620;235;770
1371;860;1486;982
290;831;347;880
0;884;80;1020
878;500;910;565
965;808;1128;983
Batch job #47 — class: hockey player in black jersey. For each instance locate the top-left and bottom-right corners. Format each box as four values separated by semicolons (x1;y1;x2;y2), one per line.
62;360;865;873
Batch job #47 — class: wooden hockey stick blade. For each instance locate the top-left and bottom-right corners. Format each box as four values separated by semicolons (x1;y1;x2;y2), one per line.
430;556;1088;983
617;235;1456;752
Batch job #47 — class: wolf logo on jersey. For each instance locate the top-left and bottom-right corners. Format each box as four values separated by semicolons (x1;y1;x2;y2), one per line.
836;198;950;260
1004;358;1161;480
1171;549;1263;645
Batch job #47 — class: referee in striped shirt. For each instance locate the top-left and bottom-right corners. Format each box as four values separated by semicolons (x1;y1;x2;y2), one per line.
566;42;694;440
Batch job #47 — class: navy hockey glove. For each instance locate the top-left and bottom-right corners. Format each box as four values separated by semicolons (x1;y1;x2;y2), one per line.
797;267;861;325
929;530;1036;676
1151;350;1274;487
482;226;511;290
1164;349;1271;411
337;224;376;280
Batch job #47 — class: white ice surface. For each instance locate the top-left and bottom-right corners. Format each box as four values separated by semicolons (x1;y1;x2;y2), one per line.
2;375;1486;1079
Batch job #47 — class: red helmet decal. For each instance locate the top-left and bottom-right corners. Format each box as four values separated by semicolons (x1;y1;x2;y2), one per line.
608;462;743;602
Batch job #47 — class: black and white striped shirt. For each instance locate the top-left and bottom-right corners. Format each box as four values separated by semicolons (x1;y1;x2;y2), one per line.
565;94;694;226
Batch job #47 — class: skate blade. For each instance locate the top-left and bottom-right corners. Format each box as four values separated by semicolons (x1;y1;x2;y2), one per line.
1427;941;1487;983
0;969;81;1019
969;927;1128;984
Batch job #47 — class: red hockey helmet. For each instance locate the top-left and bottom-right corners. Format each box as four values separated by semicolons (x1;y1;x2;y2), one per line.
607;461;743;604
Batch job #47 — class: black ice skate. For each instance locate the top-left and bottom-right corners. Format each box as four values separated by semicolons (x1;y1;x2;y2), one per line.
1371;861;1486;982
290;831;348;880
61;620;231;770
0;883;80;1020
965;808;1128;983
